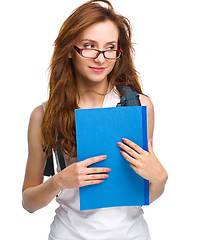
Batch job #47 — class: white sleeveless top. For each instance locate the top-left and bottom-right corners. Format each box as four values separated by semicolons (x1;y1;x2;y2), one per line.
46;87;151;240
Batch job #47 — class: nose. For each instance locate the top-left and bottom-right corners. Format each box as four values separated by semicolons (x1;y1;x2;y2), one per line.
94;52;106;64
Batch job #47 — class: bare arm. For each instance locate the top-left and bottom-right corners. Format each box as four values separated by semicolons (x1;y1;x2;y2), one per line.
22;106;61;213
22;106;111;213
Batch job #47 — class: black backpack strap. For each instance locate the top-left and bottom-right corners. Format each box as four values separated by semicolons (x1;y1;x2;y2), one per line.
116;86;141;107
43;137;66;176
56;136;66;171
43;152;55;176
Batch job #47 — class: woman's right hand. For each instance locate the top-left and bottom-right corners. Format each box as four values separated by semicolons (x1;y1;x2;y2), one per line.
54;155;111;190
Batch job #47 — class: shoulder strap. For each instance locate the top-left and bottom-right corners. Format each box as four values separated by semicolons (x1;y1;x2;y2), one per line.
42;102;66;177
116;86;141;107
42;102;55;177
56;136;66;171
43;152;55;176
43;137;66;177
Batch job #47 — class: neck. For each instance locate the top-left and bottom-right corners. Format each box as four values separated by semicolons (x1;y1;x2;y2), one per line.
77;78;109;109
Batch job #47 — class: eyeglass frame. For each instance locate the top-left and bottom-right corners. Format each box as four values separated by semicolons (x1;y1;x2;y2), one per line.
74;44;123;60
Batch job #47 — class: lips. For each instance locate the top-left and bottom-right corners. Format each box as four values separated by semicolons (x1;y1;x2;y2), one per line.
89;67;105;73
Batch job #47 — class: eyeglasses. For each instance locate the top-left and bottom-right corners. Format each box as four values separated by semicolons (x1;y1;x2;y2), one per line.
74;45;123;60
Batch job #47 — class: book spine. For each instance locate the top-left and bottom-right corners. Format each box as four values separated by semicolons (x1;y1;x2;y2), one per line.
142;106;150;205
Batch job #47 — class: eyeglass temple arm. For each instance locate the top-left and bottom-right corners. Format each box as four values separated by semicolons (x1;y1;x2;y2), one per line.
119;44;123;52
74;46;80;53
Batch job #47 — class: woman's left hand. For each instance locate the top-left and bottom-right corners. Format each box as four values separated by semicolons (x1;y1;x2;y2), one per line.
117;138;167;184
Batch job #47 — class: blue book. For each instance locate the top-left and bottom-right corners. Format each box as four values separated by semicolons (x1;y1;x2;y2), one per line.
75;106;149;211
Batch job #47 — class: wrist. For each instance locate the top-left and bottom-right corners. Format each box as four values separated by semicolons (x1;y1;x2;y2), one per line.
51;173;63;193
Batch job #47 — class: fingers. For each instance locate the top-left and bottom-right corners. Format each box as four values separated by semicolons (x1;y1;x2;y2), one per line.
117;141;139;159
85;167;110;182
81;169;110;187
82;155;107;167
86;173;109;181
87;167;111;174
81;179;104;187
81;172;109;187
120;150;139;167
79;155;111;187
122;138;146;154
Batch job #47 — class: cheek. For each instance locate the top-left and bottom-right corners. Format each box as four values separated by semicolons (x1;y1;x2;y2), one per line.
72;55;88;71
107;60;117;72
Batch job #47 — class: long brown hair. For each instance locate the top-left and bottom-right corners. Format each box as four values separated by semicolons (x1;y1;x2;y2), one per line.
41;0;143;157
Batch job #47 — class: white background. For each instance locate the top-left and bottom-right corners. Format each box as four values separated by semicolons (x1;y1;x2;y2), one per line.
1;0;202;239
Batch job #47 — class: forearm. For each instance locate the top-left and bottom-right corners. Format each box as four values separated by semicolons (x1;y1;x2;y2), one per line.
22;174;61;213
149;171;168;203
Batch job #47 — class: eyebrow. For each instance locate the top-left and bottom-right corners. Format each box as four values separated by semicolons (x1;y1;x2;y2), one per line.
80;39;118;45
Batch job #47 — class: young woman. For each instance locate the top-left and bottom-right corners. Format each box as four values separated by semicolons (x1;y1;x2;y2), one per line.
22;0;168;239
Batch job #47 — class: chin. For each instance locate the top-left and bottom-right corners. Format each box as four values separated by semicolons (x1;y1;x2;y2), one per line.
91;76;108;83
86;74;108;84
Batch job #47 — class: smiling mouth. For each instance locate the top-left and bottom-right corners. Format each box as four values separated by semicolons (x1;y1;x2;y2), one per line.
89;67;105;73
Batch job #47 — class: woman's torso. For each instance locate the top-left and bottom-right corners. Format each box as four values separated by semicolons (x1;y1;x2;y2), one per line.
47;87;151;240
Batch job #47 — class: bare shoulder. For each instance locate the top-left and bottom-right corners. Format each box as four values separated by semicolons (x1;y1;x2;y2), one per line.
28;105;45;141
139;94;155;139
139;94;154;111
27;105;45;165
29;105;44;125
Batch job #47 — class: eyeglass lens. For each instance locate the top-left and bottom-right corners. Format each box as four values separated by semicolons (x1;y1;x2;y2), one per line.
81;49;121;59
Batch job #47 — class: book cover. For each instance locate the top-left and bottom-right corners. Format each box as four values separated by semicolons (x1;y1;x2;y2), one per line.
75;106;149;211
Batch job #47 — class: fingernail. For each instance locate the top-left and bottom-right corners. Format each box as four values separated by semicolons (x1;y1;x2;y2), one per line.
122;138;127;142
117;142;121;146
